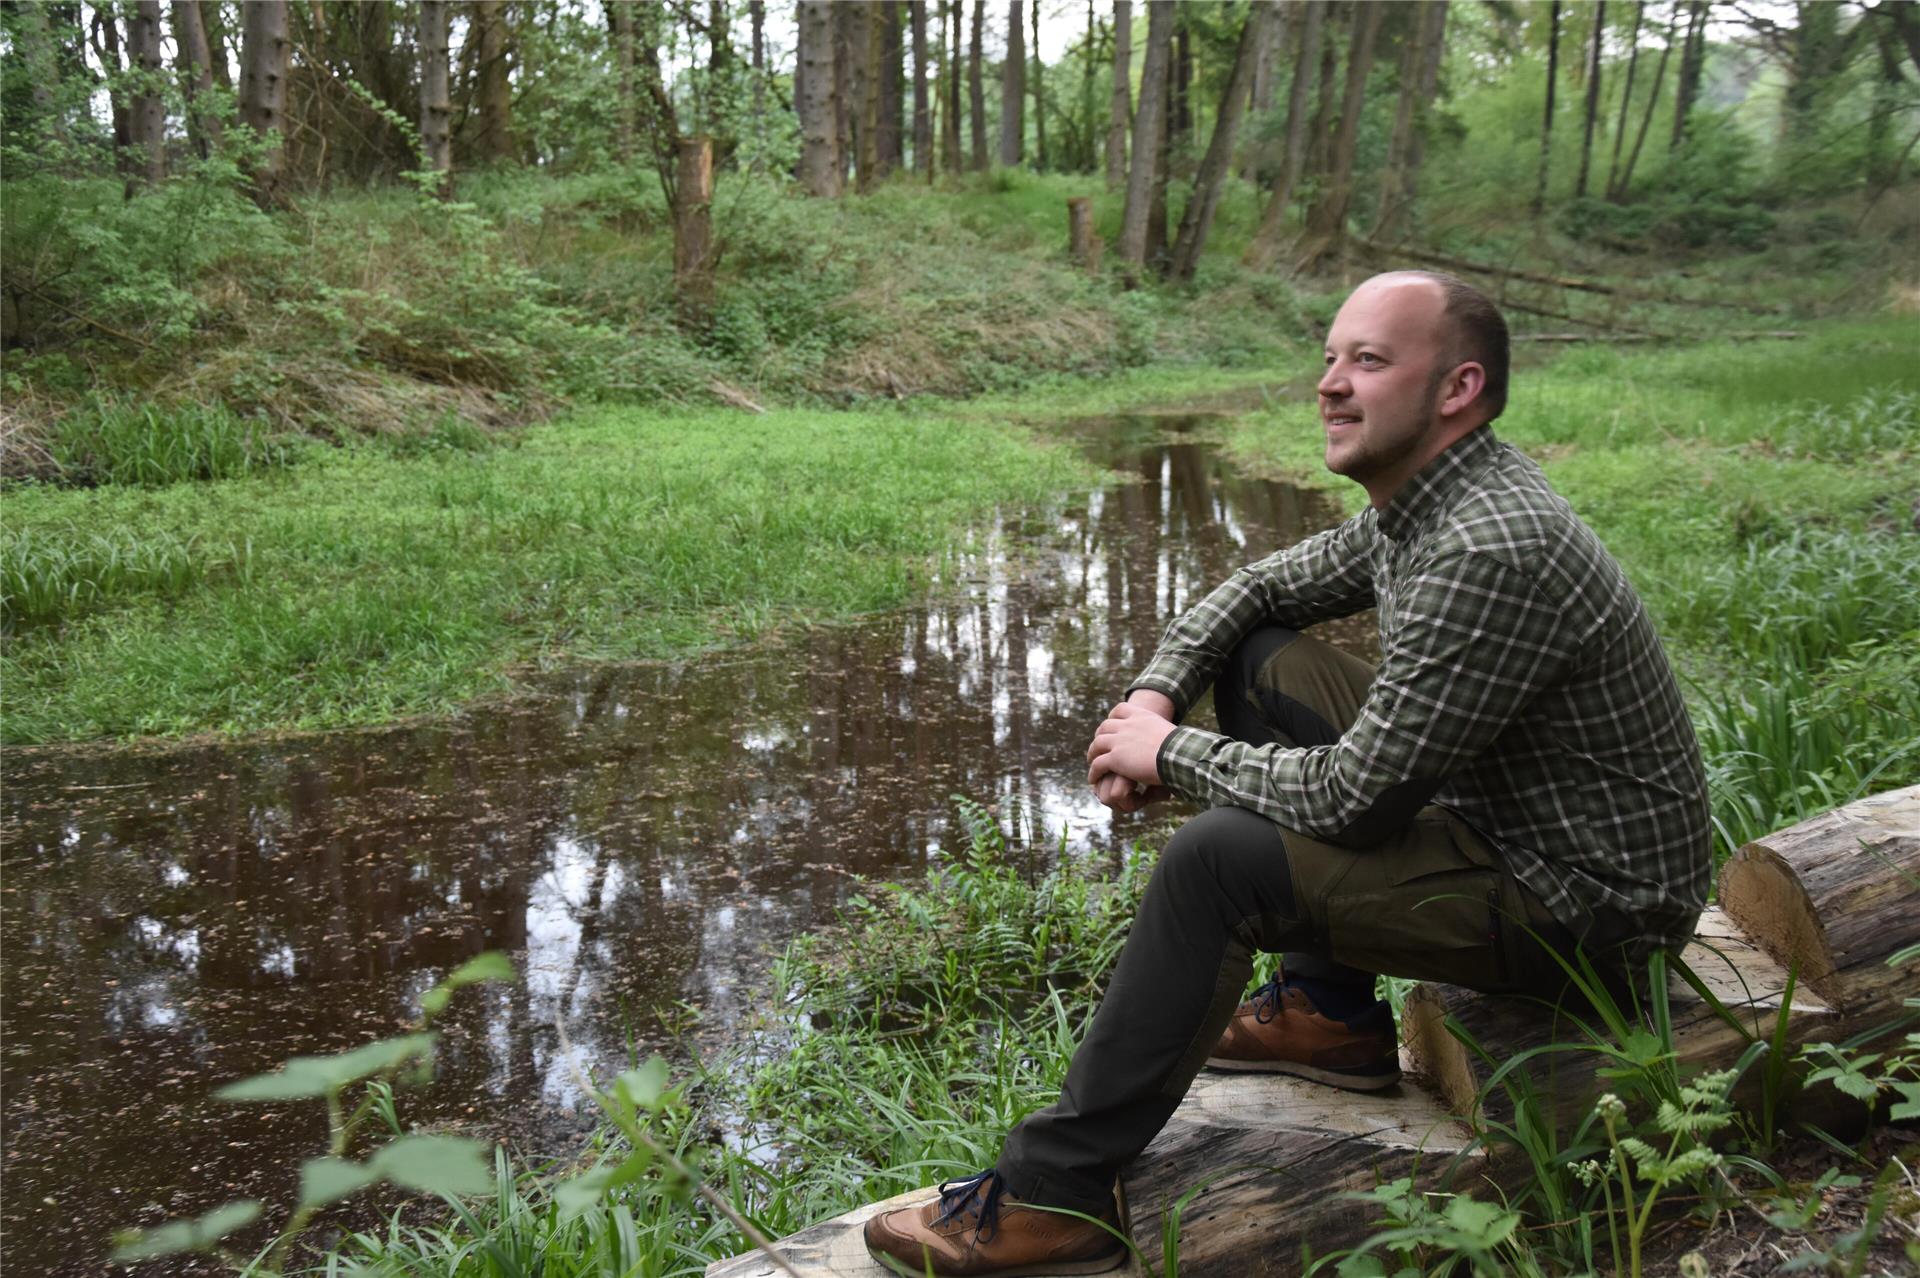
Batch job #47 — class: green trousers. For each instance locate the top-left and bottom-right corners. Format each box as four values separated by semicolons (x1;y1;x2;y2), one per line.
996;626;1583;1213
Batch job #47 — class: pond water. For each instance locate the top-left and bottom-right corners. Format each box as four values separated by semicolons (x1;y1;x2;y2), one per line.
1;406;1371;1273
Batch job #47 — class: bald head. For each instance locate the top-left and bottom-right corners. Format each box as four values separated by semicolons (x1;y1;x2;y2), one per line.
1350;270;1511;424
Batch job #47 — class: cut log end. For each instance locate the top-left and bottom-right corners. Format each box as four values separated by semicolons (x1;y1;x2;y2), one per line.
1718;841;1836;997
1400;983;1479;1117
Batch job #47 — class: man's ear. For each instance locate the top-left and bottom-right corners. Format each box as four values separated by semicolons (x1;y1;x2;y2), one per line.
1439;362;1487;421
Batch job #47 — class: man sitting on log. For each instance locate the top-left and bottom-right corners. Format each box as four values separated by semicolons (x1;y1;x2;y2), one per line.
865;271;1712;1278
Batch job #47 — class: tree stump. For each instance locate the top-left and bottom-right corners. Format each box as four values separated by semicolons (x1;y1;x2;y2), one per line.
675;135;716;327
1067;197;1101;274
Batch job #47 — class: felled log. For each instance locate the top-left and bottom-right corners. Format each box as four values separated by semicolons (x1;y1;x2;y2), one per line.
706;1072;1474;1278
1402;906;1837;1126
1717;784;1920;1020
1118;1071;1477;1278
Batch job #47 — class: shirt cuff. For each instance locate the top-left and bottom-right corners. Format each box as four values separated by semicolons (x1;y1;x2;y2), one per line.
1124;675;1189;720
1156;724;1225;802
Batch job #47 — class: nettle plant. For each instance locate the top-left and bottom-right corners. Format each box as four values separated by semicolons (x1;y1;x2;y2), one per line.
111;954;516;1272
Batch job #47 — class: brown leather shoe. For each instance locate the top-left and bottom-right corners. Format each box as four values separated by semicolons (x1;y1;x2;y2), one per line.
862;1169;1126;1277
1204;979;1401;1091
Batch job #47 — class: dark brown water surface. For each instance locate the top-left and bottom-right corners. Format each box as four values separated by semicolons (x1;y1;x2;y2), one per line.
2;412;1370;1273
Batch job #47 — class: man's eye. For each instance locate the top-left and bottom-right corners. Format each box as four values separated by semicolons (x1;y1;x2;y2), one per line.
1358;353;1381;366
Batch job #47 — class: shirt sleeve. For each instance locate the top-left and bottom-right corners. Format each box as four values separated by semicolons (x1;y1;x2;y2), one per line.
1154;549;1580;846
1126;512;1379;718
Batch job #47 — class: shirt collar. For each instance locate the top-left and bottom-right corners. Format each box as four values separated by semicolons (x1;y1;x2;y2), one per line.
1377;426;1499;543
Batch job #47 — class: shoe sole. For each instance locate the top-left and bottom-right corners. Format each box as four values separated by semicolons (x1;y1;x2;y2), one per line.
1202;1056;1402;1091
866;1245;1127;1277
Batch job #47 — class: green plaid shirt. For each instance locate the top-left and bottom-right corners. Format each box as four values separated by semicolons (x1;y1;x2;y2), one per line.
1133;427;1711;957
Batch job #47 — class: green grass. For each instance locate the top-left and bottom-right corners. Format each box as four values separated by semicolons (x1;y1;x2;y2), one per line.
1;404;1098;742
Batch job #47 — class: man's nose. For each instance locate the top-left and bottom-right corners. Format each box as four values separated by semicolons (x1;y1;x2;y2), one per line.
1318;362;1350;398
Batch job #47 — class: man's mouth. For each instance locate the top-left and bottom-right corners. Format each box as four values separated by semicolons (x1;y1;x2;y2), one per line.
1324;412;1361;428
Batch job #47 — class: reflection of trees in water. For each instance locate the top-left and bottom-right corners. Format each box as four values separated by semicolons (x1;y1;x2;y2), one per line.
1;434;1353;1271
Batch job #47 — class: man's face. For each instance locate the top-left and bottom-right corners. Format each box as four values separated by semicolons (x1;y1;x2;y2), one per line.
1317;277;1454;490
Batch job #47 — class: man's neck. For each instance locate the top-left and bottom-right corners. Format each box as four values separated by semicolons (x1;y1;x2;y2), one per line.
1363;420;1482;509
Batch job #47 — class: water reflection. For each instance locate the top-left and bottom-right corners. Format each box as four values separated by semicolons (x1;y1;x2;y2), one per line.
1;414;1372;1273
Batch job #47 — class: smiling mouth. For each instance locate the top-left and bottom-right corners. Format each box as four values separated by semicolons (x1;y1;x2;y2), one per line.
1324;413;1361;427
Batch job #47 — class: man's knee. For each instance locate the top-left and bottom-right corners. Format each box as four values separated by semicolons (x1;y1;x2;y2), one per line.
1154;807;1296;918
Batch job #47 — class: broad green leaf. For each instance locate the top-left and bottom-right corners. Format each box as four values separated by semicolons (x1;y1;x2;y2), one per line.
299;1156;380;1209
110;1200;263;1261
555;1152;652;1221
1888;1080;1920;1122
421;952;515;1018
215;1034;437;1101
368;1134;493;1197
616;1056;670;1111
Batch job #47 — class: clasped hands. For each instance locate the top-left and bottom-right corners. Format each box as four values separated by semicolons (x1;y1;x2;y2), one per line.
1087;690;1178;815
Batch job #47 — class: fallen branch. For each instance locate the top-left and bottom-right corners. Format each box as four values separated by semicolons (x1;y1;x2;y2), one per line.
1357;239;1783;314
1515;330;1804;343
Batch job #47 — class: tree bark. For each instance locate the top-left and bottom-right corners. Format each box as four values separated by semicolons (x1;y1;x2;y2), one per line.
1531;0;1560;216
471;0;514;163
877;1;904;174
1613;1;1674;200
1671;0;1708;149
171;1;221;159
419;0;453;187
1244;0;1326;270
750;0;768;166
128;0;167;185
1031;0;1046;170
609;1;637;161
1106;0;1132;189
1001;1;1026;165
1067;196;1100;271
1170;19;1191;156
238;0;290;206
969;0;988;168
797;0;841;195
1573;0;1606;198
1300;0;1383;255
833;2;854;182
912;1;933;175
1400;1;1449;215
1169;1;1274;281
92;5;135;181
1117;0;1173;279
943;0;964;173
1604;1;1643;199
849;2;878;189
1374;4;1426;240
674;136;716;326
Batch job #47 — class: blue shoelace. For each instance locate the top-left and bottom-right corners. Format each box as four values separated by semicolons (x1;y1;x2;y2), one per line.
1249;977;1286;1024
933;1168;1007;1241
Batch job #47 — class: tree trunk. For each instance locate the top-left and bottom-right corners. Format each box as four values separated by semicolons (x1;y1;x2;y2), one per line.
1399;2;1449;217
912;1;933;175
238;0;290;206
609;1;637;161
1106;0;1131;189
1304;2;1343;181
1531;0;1560;216
1671;0;1708;149
1604;1;1643;199
1081;0;1098;173
1573;0;1605;198
203;0;233;89
419;0;453;187
1244;0;1325;270
1613;1;1674;200
171;1;221;159
471;0;514;163
11;0;65;148
128;0;167;185
943;0;964;173
1001;1;1025;166
750;0;768;166
1145;57;1169;268
92;6;135;181
1169;1;1273;281
877;2;904;174
1374;4;1426;240
833;2;854;183
848;3;878;190
968;0;988;168
797;0;840;195
1170;20;1191;157
674;136;716;326
1117;0;1173;278
1031;0;1046;170
1300;0;1383;256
